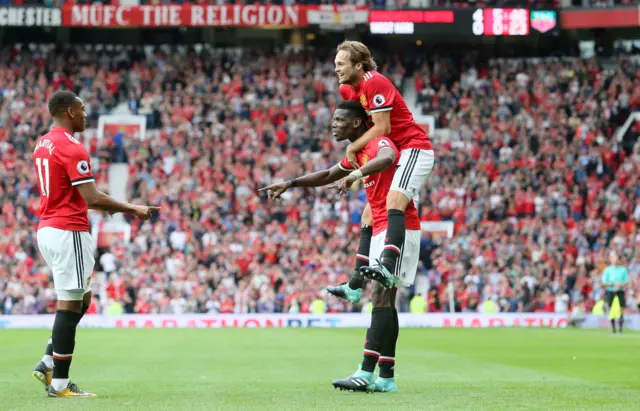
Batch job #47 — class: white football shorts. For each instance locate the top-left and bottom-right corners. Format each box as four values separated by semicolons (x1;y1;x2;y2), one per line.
390;148;435;201
37;227;94;301
370;229;421;287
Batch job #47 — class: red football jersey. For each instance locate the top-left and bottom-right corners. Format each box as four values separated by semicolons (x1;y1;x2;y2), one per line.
341;71;432;152
33;126;94;232
340;137;421;235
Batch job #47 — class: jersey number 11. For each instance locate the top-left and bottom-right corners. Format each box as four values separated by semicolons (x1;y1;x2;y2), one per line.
35;157;50;197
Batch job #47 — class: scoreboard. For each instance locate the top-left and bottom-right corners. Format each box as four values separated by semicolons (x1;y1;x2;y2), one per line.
369;8;558;37
473;8;529;36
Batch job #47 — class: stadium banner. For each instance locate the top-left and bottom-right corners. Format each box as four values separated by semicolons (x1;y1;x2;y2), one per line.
0;7;61;26
561;7;640;29
421;221;454;239
61;5;307;28
306;5;369;31
419;115;435;137
0;313;568;329
369;8;559;36
92;218;131;251
97;114;147;146
575;314;640;330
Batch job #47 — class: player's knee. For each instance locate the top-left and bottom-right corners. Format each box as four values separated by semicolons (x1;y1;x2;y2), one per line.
389;287;397;308
387;190;410;211
57;297;84;314
82;290;92;306
371;283;392;308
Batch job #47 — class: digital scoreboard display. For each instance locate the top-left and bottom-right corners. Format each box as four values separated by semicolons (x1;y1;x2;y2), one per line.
369;8;558;36
474;8;529;36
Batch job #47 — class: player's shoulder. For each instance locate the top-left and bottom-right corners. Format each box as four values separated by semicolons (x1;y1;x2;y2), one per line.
365;137;396;155
35;130;66;154
42;129;75;144
52;130;85;152
372;136;397;150
362;70;391;86
339;83;357;100
363;70;385;81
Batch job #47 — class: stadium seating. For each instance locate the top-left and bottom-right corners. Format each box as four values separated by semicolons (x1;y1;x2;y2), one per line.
0;44;637;316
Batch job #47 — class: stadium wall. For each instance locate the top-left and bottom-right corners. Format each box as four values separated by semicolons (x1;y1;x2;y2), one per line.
4;314;637;329
0;313;578;329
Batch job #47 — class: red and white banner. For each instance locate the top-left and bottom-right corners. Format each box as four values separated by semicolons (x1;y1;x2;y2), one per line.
0;313;569;329
562;7;640;29
0;7;61;26
421;221;454;239
307;5;369;31
61;5;306;28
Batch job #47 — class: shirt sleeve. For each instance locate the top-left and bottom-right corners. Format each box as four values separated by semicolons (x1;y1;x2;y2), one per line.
62;145;95;186
338;157;356;171
621;268;630;282
602;268;610;284
339;84;357;101
364;75;395;114
374;137;396;156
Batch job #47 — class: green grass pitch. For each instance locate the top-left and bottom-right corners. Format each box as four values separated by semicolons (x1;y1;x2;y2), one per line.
2;327;639;410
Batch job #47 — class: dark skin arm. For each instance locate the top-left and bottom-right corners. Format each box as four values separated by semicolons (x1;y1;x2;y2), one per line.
258;165;350;200
259;147;396;200
76;181;159;220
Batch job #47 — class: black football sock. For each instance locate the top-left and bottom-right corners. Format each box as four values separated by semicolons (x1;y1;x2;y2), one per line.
362;328;379;372
42;337;54;368
362;307;394;372
52;310;82;384
611;319;616;333
379;308;399;378
349;224;372;290
44;302;88;369
380;209;405;273
619;315;624;334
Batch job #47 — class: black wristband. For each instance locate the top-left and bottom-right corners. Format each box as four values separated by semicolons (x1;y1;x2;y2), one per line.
289;179;297;188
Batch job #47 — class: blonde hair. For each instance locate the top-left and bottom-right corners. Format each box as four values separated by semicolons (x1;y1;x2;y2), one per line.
337;41;377;72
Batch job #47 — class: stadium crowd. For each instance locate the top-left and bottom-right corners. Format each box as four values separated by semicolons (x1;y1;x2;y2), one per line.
0;44;638;316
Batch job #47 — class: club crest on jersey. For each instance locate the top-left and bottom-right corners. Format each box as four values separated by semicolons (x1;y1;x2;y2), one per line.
360;154;369;165
360;95;368;107
373;94;385;107
77;160;90;174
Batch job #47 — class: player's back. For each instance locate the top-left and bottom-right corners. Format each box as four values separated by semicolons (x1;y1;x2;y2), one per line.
346;71;432;151
33;126;94;232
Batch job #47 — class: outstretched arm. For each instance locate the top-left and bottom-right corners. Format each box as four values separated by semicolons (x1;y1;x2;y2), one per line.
258;165;350;200
291;164;351;188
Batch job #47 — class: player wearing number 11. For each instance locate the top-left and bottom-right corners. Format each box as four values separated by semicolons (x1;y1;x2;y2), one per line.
31;91;159;398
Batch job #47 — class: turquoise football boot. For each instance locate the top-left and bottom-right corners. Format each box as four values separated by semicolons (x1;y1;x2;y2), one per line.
373;377;398;393
360;260;397;289
332;365;375;392
327;283;362;303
